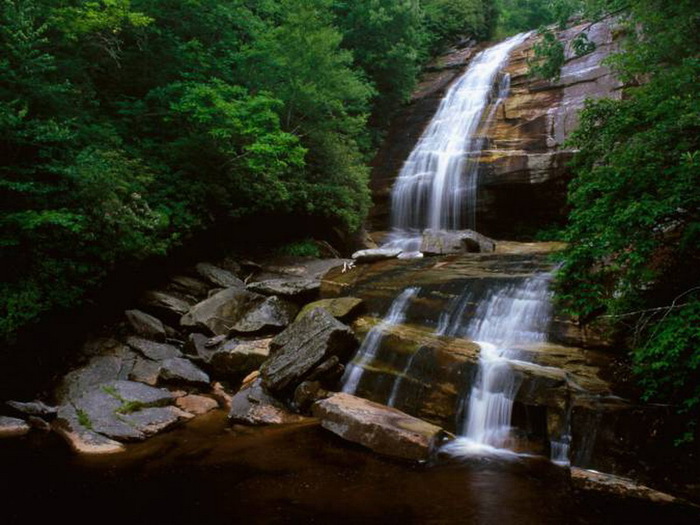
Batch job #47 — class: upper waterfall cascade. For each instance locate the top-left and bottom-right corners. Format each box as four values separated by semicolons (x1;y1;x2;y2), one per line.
384;32;530;253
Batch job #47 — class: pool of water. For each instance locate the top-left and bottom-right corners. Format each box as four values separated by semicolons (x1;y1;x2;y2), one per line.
2;411;697;524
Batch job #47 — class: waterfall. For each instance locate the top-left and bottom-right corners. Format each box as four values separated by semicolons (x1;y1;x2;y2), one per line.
342;287;419;396
443;273;554;455
384;32;529;253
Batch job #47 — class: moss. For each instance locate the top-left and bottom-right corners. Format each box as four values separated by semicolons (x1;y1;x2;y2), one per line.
76;408;93;430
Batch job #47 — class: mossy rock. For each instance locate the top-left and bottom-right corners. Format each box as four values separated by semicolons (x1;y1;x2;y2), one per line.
296;297;364;322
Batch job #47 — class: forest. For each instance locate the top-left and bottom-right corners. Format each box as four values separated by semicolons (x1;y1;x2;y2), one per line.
1;0;698;445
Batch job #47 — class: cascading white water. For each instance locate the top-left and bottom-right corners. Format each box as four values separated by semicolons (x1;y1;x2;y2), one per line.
342;287;419;395
384;32;529;253
443;273;554;455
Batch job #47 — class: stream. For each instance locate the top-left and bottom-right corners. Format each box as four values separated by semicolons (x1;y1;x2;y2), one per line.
4;411;697;524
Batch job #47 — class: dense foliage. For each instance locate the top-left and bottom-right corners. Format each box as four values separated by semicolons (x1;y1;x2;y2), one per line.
0;0;497;343
549;0;700;440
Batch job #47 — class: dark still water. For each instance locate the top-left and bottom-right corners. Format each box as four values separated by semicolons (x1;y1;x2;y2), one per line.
2;411;697;525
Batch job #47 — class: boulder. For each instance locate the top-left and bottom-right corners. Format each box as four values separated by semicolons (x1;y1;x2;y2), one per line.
352;248;402;263
169;275;211;299
570;468;679;504
180;288;295;336
176;394;219;415
5;400;57;419
195;262;244;289
140;290;193;321
230;295;298;335
247;278;321;301
125;309;167;342
159;357;210;387
180;288;258;335
420;229;495;255
296;297;364;322
228;378;310;426
128;357;161;386
52;418;125;455
261;309;359;393
125;336;182;361
57;379;180;442
312;393;447;461
209;338;272;380
293;381;328;413
183;333;221;363
0;416;30;438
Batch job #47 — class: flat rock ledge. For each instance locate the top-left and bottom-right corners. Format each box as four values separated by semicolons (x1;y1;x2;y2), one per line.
312;392;447;461
352;248;402;263
0;416;31;438
570;468;681;504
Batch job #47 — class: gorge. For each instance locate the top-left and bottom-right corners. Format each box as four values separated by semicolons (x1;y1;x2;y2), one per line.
1;15;698;525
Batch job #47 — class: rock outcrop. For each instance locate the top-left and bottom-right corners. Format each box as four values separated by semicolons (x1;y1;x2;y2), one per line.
369;18;623;239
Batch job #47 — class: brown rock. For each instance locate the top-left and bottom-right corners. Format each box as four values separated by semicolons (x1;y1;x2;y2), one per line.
176;395;219;415
570;468;678;504
312;393;447;461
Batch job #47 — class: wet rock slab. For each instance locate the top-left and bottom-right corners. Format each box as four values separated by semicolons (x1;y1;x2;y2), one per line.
312;393;446;461
571;468;680;504
420;229;496;255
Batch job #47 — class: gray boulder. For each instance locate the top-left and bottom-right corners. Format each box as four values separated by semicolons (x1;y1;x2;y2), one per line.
352;248;402;263
196;262;244;289
420;229;495;255
169;275;211;300
247;278;320;301
228;378;309;425
6;400;57;419
57;379;181;443
209;338;272;380
180;288;260;336
230;295;298;334
312;393;447;461
140;290;193;321
125;309;167;342
125;336;182;361
260;308;359;393
159;357;210;387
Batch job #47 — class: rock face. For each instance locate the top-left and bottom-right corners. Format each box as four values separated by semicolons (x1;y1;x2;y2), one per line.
368;18;623;238
312;393;447;461
260;309;359;394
